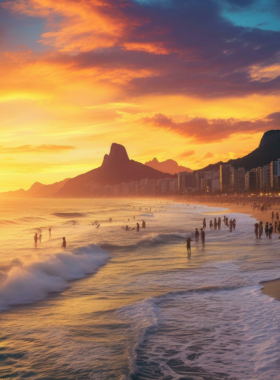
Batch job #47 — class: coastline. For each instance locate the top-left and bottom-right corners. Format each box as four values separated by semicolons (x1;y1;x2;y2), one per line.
177;197;280;302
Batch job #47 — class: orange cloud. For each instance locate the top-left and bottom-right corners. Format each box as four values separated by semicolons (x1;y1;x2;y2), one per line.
0;145;75;154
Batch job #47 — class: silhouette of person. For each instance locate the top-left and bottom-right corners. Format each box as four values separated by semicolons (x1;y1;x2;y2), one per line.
34;233;38;247
61;237;66;249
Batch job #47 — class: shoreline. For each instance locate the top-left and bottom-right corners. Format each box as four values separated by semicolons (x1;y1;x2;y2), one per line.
176;197;280;302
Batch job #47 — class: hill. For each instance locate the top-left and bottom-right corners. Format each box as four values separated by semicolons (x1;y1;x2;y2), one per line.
199;130;280;172
145;158;192;174
0;179;70;199
55;143;175;197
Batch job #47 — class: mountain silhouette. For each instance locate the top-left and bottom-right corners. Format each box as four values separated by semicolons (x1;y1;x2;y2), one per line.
145;157;192;174
200;130;280;172
55;143;175;197
0;179;70;198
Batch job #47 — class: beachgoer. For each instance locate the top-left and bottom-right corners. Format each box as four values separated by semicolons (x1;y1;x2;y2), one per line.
34;233;38;246
39;234;42;243
136;223;140;231
269;223;273;239
195;228;199;242
61;237;66;249
201;228;205;246
254;223;259;239
184;237;193;254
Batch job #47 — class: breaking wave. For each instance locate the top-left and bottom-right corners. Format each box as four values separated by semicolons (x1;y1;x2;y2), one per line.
0;244;110;312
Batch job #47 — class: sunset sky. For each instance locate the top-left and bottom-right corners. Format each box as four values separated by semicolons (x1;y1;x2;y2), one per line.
0;0;280;191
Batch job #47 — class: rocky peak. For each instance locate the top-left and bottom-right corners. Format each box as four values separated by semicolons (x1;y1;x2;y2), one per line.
102;143;130;167
259;130;280;148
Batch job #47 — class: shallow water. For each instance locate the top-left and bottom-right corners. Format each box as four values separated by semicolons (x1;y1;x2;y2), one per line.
0;199;280;379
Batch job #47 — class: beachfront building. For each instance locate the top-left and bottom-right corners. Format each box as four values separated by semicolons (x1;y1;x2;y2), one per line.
178;171;196;192
220;164;234;192
245;168;258;191
262;164;271;192
270;159;280;190
233;167;246;192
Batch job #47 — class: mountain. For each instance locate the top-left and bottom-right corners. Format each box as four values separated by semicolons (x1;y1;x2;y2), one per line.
0;179;70;199
145;157;192;174
199;130;280;172
55;143;175;197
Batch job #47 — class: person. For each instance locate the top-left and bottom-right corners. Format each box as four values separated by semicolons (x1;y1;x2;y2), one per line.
61;237;66;249
209;220;213;229
39;234;42;243
265;222;269;237
136;223;140;231
269;223;273;239
201;228;205;246
142;220;146;228
218;217;221;230
49;227;52;236
232;219;236;230
184;237;193;255
34;233;38;247
203;218;206;229
254;223;259;239
125;225;129;231
195;228;199;242
259;221;263;239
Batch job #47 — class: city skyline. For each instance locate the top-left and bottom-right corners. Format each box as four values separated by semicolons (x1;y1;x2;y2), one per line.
1;0;280;191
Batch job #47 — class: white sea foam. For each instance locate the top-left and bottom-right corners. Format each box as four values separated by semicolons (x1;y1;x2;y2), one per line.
0;244;110;311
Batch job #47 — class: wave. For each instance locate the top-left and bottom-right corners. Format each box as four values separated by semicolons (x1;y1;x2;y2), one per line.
116;298;160;375
0;244;110;312
52;212;86;218
100;232;188;252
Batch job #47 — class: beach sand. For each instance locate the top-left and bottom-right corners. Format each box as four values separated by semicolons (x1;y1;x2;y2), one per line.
261;279;280;301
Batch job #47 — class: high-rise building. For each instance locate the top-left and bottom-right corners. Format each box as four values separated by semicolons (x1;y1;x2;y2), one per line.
220;164;234;192
262;164;271;191
233;167;246;192
270;159;280;190
178;172;195;192
245;168;257;191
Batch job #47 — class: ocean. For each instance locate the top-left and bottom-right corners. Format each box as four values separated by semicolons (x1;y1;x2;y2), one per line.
0;198;280;380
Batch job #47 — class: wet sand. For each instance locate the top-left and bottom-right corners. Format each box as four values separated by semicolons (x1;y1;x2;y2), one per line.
261;279;280;301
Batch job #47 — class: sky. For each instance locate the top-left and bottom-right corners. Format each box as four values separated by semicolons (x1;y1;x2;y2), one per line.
0;0;280;191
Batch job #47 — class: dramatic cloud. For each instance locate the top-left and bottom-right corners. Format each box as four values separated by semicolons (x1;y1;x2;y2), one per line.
0;145;76;154
176;150;196;159
143;112;280;143
4;0;280;98
202;152;214;159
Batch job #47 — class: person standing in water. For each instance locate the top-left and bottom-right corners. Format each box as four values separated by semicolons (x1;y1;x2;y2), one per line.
184;237;193;256
136;223;140;231
49;227;52;236
194;228;199;242
254;223;259;239
39;234;42;243
61;237;66;249
34;233;38;247
201;228;205;246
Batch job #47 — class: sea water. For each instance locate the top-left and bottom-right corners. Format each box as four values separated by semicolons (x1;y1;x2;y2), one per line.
0;198;280;379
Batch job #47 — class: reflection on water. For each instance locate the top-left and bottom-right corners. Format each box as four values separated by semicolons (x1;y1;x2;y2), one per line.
0;199;280;379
